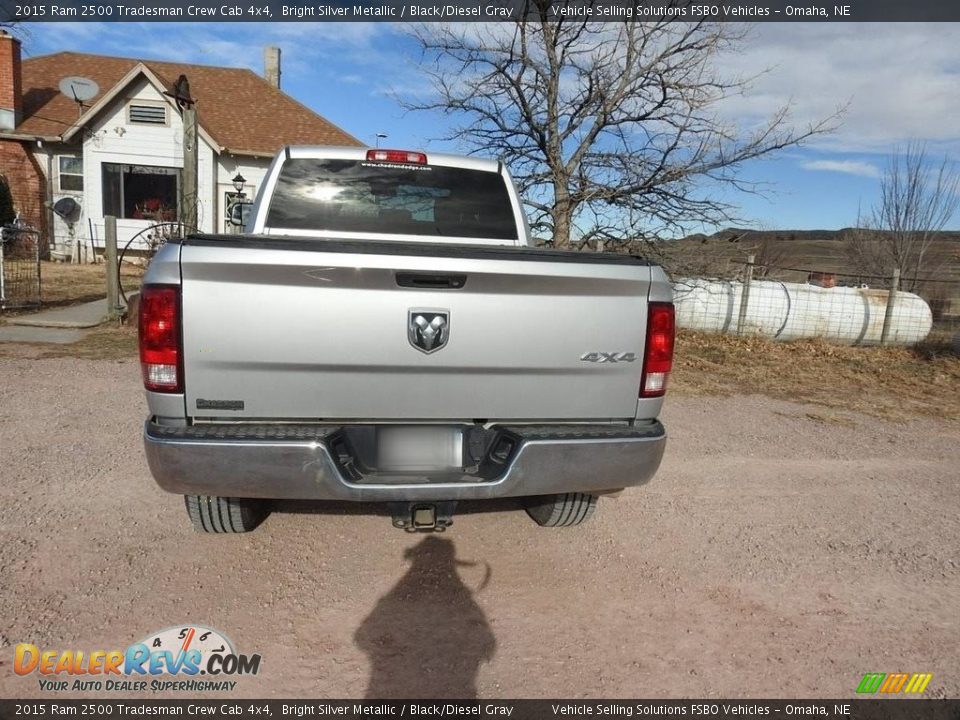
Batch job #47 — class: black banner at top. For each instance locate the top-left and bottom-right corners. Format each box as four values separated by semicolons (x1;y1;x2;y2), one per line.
3;0;960;22
0;700;960;720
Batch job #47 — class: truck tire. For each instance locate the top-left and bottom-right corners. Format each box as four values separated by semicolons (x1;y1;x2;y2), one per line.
184;495;267;533
524;493;598;527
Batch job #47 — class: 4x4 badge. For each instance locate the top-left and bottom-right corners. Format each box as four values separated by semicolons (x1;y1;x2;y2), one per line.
580;352;637;363
408;309;450;354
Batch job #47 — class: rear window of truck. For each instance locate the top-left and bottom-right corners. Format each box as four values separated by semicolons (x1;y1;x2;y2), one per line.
265;159;519;240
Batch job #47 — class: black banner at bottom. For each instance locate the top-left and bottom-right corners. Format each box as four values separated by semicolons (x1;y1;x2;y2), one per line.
1;700;959;720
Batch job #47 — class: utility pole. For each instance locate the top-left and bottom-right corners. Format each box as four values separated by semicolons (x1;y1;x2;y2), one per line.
180;105;198;232
166;74;198;233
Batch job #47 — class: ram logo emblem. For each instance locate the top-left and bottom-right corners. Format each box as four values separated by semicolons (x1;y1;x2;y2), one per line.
408;309;450;354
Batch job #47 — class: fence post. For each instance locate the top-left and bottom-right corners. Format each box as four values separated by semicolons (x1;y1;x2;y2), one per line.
104;215;121;321
0;229;5;305
880;267;901;346
736;254;755;336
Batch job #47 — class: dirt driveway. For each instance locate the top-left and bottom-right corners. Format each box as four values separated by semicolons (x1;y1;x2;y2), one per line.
0;357;957;699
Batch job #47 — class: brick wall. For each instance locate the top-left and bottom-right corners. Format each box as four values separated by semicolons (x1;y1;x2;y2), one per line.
0;31;23;128
0;140;48;237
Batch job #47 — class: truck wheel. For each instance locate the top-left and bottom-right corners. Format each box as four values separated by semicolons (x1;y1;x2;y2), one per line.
184;495;267;533
524;493;598;527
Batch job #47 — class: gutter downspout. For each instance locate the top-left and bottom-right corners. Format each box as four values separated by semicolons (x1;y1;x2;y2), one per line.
36;139;56;262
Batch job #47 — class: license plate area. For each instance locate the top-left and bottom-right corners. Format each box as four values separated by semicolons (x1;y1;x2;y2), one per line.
374;426;464;472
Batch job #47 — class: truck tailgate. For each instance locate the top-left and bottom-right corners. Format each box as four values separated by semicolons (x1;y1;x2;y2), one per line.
179;237;652;421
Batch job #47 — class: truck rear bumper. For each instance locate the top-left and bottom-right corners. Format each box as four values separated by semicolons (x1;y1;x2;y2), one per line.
144;420;666;502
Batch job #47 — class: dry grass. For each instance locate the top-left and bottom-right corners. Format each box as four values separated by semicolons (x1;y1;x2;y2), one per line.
0;324;137;361
53;325;138;360
0;261;142;358
671;329;960;421
0;261;144;320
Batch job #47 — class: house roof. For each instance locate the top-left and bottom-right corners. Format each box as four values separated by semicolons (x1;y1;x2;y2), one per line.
13;51;360;155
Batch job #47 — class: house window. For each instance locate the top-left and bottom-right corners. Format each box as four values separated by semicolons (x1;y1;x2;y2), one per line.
102;164;179;221
58;156;84;192
224;191;246;232
128;104;167;125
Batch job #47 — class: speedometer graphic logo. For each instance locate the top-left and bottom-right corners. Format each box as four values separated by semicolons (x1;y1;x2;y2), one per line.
139;625;235;671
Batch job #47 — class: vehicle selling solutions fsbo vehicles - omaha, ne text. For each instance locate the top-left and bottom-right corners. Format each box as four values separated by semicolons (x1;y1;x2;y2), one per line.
139;146;675;532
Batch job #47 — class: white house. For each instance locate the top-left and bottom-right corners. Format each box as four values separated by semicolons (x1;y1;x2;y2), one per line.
0;32;360;258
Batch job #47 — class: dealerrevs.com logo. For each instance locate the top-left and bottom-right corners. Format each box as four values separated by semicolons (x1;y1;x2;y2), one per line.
14;625;261;693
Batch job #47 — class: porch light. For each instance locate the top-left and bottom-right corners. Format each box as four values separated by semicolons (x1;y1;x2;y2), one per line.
232;173;246;194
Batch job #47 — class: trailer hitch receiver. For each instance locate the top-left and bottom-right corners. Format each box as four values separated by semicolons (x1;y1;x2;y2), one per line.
388;502;456;532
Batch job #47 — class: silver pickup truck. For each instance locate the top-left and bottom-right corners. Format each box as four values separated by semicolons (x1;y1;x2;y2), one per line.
139;146;674;533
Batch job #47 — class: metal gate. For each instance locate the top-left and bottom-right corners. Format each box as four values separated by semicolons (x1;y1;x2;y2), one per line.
0;223;42;310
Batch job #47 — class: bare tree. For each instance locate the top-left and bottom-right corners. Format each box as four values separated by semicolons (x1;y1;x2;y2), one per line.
751;236;790;279
406;10;839;249
845;143;960;291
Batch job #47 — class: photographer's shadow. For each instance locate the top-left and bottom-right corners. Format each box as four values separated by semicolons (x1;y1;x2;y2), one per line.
354;535;495;698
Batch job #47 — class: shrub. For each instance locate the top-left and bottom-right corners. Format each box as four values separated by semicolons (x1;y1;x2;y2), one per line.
0;175;15;226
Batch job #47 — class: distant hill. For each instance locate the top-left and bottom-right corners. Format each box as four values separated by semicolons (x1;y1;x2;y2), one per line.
672;227;960;284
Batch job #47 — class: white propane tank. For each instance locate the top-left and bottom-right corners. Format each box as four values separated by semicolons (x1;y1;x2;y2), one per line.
673;278;933;345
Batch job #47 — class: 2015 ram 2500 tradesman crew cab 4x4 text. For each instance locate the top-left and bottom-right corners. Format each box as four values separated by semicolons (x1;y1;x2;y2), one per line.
139;146;674;532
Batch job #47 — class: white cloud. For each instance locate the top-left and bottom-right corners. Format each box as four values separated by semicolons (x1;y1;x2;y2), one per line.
715;23;960;157
801;160;881;178
397;22;960;160
23;22;391;73
24;21;960;166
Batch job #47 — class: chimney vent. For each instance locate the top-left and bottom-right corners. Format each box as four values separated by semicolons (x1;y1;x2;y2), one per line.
264;46;281;90
0;30;23;130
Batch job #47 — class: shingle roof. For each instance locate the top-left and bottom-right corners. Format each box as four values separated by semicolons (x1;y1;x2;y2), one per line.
15;51;361;154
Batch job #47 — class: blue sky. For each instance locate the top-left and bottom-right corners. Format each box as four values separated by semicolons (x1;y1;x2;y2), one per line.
15;21;960;234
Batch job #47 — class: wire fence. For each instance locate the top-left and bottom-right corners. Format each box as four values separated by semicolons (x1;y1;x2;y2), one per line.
0;223;42;311
672;255;959;348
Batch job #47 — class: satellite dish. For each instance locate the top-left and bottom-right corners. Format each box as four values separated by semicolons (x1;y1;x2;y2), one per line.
58;76;100;104
53;197;81;223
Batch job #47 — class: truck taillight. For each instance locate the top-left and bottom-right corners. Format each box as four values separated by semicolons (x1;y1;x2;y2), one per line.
366;149;428;164
139;285;182;393
640;302;675;398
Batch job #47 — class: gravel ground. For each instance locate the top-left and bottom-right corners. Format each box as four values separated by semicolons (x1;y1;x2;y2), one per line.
0;357;958;699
